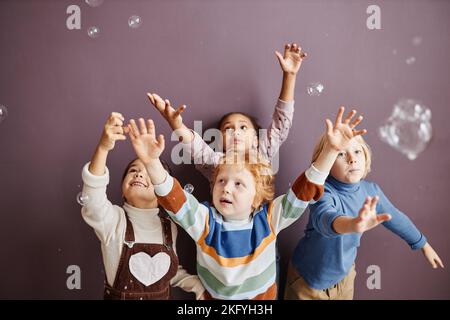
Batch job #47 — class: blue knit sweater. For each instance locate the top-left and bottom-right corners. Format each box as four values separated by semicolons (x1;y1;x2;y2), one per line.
291;175;427;290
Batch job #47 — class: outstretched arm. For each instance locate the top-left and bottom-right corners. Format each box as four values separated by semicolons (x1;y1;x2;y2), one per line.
275;42;306;102
332;196;392;234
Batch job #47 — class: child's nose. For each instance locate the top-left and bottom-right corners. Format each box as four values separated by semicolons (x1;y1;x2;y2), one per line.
134;171;144;178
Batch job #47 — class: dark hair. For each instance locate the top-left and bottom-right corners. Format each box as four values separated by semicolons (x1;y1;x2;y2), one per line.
121;158;172;184
217;112;262;134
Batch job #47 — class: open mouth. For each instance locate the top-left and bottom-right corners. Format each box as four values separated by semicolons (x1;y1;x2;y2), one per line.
220;198;232;205
130;181;148;188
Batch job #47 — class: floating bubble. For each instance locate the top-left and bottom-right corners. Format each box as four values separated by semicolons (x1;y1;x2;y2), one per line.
184;184;194;194
307;82;324;96
392;49;397;55
412;36;422;46
85;0;104;7
378;99;432;160
0;105;8;123
76;192;90;206
87;26;100;38
406;56;416;65
128;15;142;29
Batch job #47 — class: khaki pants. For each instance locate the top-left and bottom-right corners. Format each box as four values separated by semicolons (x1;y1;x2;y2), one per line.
284;262;356;300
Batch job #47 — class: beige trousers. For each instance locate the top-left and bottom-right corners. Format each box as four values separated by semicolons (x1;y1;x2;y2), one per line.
284;262;357;300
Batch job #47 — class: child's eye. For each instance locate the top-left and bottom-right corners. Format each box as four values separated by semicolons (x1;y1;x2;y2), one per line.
355;149;362;154
240;125;247;131
129;169;137;173
338;152;345;157
218;179;225;184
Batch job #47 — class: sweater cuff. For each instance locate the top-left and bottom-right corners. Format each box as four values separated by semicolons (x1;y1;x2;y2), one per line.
410;234;427;250
154;173;174;197
277;99;295;113
81;162;109;188
306;163;329;185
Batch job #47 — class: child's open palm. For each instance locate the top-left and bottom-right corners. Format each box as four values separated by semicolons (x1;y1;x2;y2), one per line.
353;196;392;233
326;106;367;151
127;118;165;164
275;43;306;75
147;93;186;130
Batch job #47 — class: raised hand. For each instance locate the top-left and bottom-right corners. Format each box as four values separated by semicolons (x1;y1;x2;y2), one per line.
421;243;444;269
98;112;128;151
127;118;165;165
326;106;367;151
352;196;392;233
275;43;307;75
147;93;186;130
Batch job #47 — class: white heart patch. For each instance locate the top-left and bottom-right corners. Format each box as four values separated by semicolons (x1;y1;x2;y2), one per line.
129;252;171;286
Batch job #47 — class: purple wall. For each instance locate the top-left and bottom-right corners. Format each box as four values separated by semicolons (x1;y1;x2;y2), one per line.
0;0;448;299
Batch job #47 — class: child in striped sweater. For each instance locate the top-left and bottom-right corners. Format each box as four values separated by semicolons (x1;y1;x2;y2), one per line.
126;106;366;300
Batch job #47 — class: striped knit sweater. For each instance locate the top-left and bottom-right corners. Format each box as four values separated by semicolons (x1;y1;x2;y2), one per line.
154;164;328;300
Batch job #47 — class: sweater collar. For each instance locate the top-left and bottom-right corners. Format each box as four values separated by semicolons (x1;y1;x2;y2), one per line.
123;202;161;231
327;175;361;192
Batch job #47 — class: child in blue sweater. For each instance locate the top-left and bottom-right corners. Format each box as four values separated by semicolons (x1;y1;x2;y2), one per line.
285;130;444;300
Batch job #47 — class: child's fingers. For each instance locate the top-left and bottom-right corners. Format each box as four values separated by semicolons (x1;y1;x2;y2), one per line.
291;43;298;52
429;257;438;269
122;126;130;134
325;119;334;138
129;119;140;137
334;106;345;127
352;129;367;137
370;196;379;212
174;105;186;117
275;51;284;63
147;119;155;138
157;134;165;150
146;93;155;105
376;213;392;223
350;115;363;129
110;112;124;121
152;93;165;111
343;109;357;125
138;118;148;134
284;43;291;56
300;51;307;59
112;134;127;141
436;257;445;268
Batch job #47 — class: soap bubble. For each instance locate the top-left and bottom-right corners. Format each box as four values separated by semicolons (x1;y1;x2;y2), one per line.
412;36;422;46
378;99;432;160
85;0;104;7
184;184;194;194
0;105;8;123
406;56;416;65
76;192;90;206
87;26;100;38
307;82;324;96
128;15;142;29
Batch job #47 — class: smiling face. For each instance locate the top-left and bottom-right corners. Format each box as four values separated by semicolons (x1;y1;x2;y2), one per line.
220;113;258;153
330;138;367;184
212;164;257;221
121;159;157;208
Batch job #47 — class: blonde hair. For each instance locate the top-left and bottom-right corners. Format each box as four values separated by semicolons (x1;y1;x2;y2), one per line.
211;151;275;209
311;134;372;179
